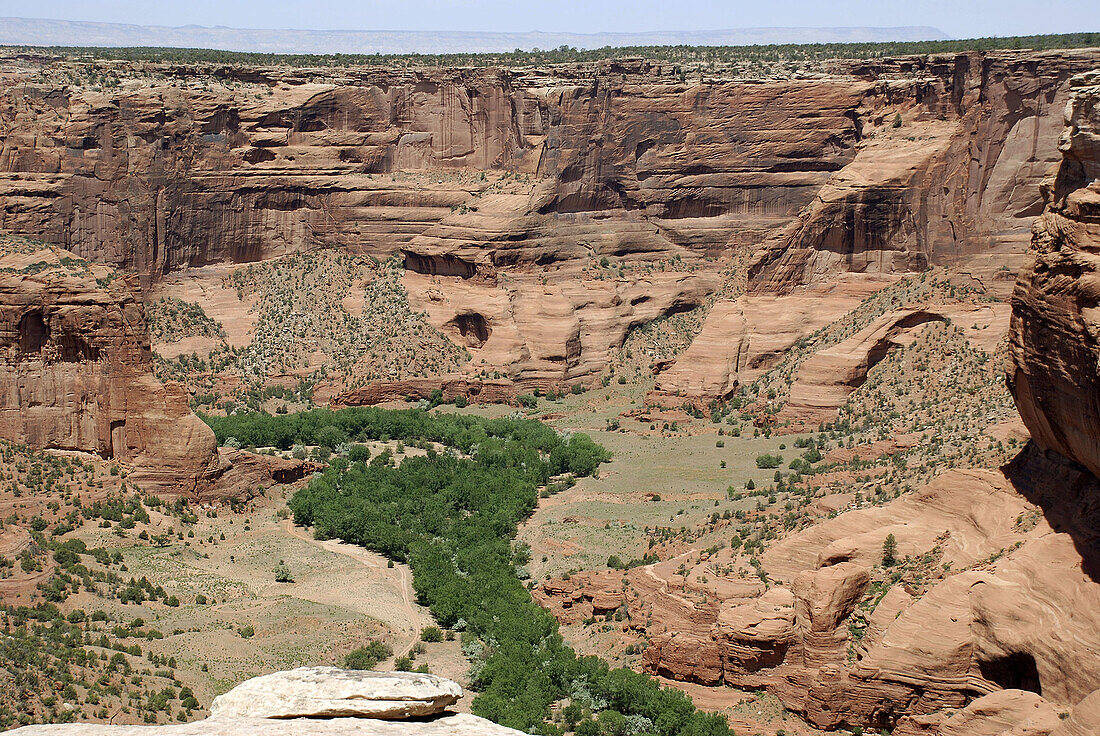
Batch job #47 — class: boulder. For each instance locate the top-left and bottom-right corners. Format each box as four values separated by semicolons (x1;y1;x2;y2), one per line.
938;689;1062;736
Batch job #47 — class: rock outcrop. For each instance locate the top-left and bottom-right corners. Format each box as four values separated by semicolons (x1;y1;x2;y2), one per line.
8;715;520;736
1009;71;1100;479
894;689;1062;736
780;308;946;423
0;238;219;493
583;461;1100;732
659;51;1099;403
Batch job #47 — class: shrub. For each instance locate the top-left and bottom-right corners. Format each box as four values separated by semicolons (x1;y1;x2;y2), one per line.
214;405;727;735
420;626;443;643
274;560;294;583
755;454;782;469
344;641;393;670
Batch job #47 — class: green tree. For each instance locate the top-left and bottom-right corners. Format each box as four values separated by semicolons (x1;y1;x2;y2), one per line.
882;534;898;567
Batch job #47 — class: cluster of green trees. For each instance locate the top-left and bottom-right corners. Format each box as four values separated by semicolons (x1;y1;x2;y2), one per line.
223;406;727;735
13;32;1100;70
203;406;608;477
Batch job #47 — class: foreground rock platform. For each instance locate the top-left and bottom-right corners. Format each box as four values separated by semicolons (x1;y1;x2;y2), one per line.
8;713;521;736
10;670;516;735
210;667;462;720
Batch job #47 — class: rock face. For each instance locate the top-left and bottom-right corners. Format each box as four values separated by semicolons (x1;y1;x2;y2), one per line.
1009;71;1100;479
0;238;218;493
659;51;1099;402
2;50;1098;394
210;667;462;720
894;689;1062;736
10;670;514;736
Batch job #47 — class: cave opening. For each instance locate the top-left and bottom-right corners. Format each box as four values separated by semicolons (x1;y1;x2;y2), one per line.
402;251;477;279
979;651;1042;695
18;311;48;354
453;312;491;348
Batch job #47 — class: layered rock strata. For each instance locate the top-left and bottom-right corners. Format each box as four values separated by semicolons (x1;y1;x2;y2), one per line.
2;51;1099;394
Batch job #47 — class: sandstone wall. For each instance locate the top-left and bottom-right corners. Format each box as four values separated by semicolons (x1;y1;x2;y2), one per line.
1008;70;1100;479
2;52;1096;287
3;50;1098;396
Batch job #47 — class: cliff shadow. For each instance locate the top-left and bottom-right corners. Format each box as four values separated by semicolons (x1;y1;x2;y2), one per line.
1004;442;1100;582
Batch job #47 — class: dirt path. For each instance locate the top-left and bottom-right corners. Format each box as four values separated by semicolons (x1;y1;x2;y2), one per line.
282;519;427;658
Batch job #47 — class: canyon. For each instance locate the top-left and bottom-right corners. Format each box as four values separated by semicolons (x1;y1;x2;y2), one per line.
1;42;1100;736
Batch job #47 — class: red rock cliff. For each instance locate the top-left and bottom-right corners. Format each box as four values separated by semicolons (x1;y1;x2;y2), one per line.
0;238;219;493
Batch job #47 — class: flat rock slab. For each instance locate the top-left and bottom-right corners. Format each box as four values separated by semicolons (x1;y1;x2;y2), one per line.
210;667;463;719
9;713;521;736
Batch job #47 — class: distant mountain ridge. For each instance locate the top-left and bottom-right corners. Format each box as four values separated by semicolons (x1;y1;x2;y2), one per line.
0;17;947;54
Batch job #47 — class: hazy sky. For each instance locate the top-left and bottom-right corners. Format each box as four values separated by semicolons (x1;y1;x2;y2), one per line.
2;0;1098;39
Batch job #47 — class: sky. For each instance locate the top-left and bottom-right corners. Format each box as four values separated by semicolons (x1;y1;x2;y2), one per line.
2;0;1098;39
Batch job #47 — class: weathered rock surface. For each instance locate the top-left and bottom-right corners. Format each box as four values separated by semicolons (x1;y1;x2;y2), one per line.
780;308;946;423
209;667;462;720
1009;71;1100;479
1051;689;1100;736
0;239;219;493
894;689;1063;736
580;458;1100;732
210;447;318;499
653;278;887;401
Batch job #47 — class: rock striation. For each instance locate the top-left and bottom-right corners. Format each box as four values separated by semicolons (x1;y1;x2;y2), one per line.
538;462;1100;733
1008;71;1100;479
0;238;219;493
